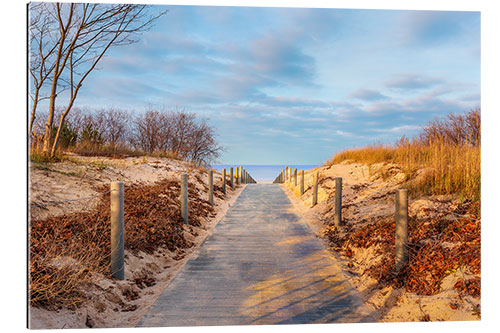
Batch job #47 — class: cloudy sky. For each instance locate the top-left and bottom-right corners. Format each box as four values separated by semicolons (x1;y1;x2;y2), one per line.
70;5;480;164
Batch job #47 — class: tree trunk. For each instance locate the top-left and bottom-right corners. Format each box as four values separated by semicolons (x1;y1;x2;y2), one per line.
42;3;74;154
29;89;40;135
50;98;75;157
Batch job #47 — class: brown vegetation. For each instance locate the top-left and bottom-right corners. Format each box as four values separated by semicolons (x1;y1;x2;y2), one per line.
29;176;221;308
323;199;480;297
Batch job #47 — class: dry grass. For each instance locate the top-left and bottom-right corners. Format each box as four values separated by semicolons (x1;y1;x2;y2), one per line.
29;207;111;308
326;140;480;201
326;109;481;201
30;146;182;164
29;179;220;308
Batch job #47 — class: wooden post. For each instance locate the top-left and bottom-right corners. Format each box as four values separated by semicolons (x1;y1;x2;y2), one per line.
222;168;226;195
395;189;409;271
208;169;214;205
334;177;342;226
294;168;297;186
180;173;188;224
235;167;239;185
300;170;304;195
312;172;318;206
110;181;124;280
239;166;243;184
230;167;234;188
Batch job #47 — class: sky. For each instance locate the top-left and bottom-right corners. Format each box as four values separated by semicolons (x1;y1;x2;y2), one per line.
51;5;480;164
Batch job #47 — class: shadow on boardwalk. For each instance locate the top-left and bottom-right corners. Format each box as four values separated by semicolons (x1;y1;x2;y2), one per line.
138;184;375;327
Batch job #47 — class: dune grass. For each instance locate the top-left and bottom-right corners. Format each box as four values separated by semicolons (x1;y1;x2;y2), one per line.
30;145;182;165
326;140;480;201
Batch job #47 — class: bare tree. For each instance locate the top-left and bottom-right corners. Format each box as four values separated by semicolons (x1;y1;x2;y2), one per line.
187;118;224;166
132;108;223;165
133;110;164;153
420;108;481;147
28;3;59;135
33;3;167;156
465;108;481;146
101;108;131;152
170;111;197;157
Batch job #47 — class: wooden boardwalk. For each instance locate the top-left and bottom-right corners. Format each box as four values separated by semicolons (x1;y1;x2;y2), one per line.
137;184;373;327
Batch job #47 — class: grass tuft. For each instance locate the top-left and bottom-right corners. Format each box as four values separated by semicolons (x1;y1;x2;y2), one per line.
326;140;480;201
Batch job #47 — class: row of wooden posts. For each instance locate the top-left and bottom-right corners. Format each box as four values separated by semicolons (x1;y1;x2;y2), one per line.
110;166;256;280
273;166;409;272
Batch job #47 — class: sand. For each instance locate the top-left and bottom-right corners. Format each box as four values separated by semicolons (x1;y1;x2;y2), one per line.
28;155;245;329
29;157;480;327
281;161;480;322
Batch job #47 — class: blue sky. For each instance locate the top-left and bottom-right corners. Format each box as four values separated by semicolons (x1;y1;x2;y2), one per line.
65;5;480;164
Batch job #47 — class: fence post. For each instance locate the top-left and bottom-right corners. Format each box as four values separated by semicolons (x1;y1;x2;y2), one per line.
239;166;243;184
110;181;124;280
235;167;239;185
395;189;409;271
180;173;188;224
300;170;304;195
208;169;214;205
294;168;297;186
222;168;226;195
312;172;318;207
230;167;234;188
334;177;342;226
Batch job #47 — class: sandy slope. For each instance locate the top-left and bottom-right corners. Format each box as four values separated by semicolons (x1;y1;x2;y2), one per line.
29;155;244;329
281;161;480;322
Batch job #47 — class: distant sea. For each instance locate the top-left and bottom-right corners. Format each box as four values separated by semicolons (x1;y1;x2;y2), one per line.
211;165;319;182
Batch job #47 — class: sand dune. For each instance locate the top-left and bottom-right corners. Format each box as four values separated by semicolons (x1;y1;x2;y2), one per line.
282;161;480;322
29;155;244;329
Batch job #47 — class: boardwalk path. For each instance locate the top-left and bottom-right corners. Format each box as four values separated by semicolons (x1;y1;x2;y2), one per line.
138;184;373;327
